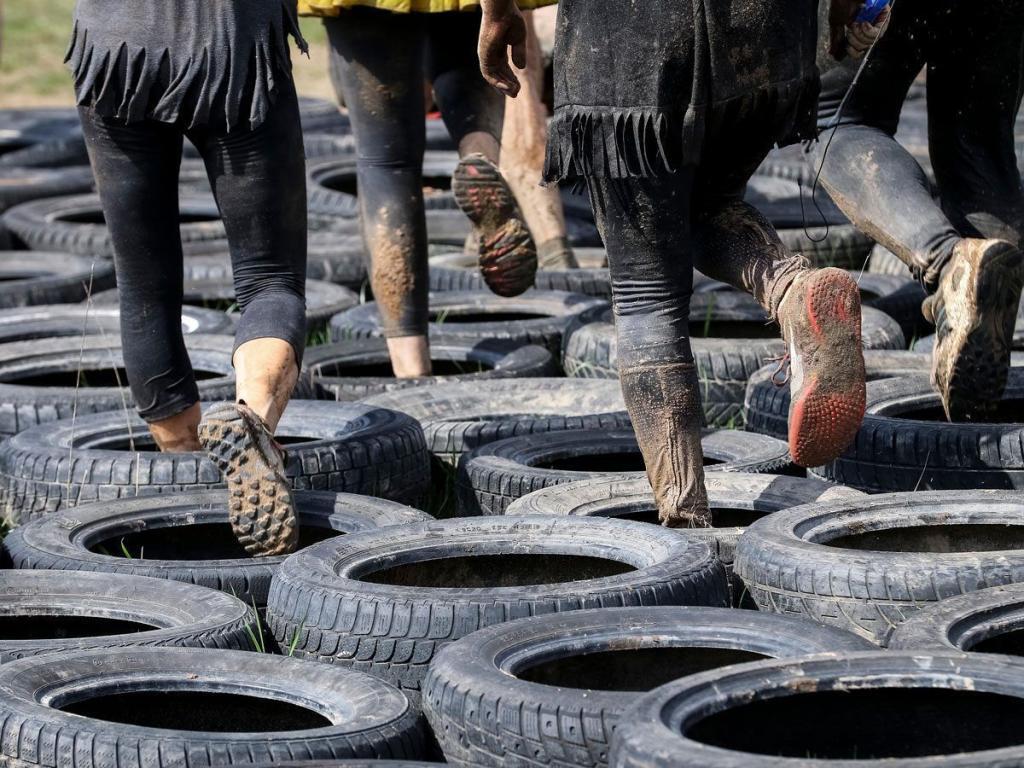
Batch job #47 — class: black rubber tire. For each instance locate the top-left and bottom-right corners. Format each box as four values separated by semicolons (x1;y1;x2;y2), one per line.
248;763;438;768
0;646;425;765
362;378;631;464
330;290;607;356
777;224;875;271
0;334;236;437
298;96;351;134
856;272;929;344
562;295;904;427
610;651;1024;767
302;338;558;402
820;370;1024;492
743;350;931;442
1;193;227;257
266;516;729;697
868;243;914;278
93;277;359;332
423;606;875;768
0;136;90;169
0;570;255;662
0;251;115;307
0;108;82;156
754;144;813;185
506;472;863;605
0;400;431;524
735;489;1024;645
889;583;1024;654
0;303;233;342
429;248;611;299
4;490;431;608
455;428;794;516
0;166;94;212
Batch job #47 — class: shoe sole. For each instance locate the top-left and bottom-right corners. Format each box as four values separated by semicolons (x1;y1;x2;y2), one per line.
935;242;1024;420
789;270;867;468
199;408;298;558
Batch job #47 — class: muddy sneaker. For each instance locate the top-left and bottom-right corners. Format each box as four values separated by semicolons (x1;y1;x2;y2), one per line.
453;153;537;297
923;238;1024;421
777;268;866;468
199;402;298;557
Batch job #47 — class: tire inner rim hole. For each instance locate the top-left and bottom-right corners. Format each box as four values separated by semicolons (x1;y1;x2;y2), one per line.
685;688;1024;759
826;524;1024;553
687;320;778;339
7;367;223;386
0;615;157;640
315;358;491;378
358;553;636;588
892;400;1024;424
428;312;550;324
89;521;339;560
324;174;450;196
59;690;332;732
614;505;765;528
967;628;1024;656
517;646;769;692
537;453;722;473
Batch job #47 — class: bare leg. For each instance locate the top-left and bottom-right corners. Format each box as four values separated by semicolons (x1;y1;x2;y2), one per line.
387;336;432;378
149;403;201;452
233;338;298;433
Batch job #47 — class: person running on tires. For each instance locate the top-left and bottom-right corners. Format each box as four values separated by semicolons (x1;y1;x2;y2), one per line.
302;0;555;380
809;0;1024;422
68;0;308;556
479;0;868;527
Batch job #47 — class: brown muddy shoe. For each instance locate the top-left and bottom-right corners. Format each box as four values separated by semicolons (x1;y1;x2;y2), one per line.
923;238;1024;421
777;268;866;468
199;402;298;557
453;153;537;297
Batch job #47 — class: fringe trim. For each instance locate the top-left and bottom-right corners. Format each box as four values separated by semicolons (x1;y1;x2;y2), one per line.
65;2;309;132
544;76;820;183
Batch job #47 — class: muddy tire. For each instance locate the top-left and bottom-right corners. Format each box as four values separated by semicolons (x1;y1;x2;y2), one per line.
611;652;1024;767
266;516;728;697
0;303;233;342
429;248;611;298
456;429;794;516
507;473;863;605
734;490;1024;644
302;338;557;402
2;193;227;256
362;378;631;464
743;350;931;442
0;166;94;212
330;290;606;356
424;606;874;768
0;646;425;764
0;401;430;524
0;570;255;662
4;490;430;607
0;251;114;307
821;370;1024;492
889;583;1024;653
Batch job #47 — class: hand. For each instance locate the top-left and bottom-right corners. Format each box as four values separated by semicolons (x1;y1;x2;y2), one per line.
828;0;863;60
845;7;890;59
478;0;528;98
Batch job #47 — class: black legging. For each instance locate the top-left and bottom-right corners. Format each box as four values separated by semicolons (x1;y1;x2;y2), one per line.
810;0;1024;290
325;8;503;337
79;81;307;423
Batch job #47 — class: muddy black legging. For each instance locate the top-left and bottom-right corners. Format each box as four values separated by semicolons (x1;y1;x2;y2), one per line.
325;8;503;337
810;0;1024;290
79;81;307;423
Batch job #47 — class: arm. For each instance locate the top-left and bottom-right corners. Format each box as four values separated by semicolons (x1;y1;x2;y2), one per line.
478;0;528;97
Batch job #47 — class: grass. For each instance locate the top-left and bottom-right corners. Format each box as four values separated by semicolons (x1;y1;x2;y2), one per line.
0;4;335;108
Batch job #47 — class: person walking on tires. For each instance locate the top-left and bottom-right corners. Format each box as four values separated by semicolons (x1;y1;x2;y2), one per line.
809;0;1024;421
302;0;556;380
479;0;869;527
68;0;309;556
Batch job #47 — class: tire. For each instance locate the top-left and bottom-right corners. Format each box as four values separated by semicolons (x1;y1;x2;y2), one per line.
857;273;929;344
0;334;236;436
456;428;794;516
777;224;874;271
299;96;351;134
913;317;1024;355
362;378;631;464
423;607;875;768
0;251;115;307
0;136;90;169
889;583;1024;654
0;401;430;524
735;489;1024;644
754;144;813;185
506;473;863;605
0;166;94;212
611;651;1024;767
0;570;255;662
4;490;431;608
248;764;437;768
302;338;558;402
2;193;227;257
868;243;914;278
0;303;234;342
93;278;359;332
0;108;82;156
743;350;931;442
266;516;729;697
330;290;607;356
0;646;425;765
562;296;905;427
821;370;1024;492
429;248;611;299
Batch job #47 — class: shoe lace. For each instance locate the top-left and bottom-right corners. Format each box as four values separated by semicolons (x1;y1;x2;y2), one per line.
769;353;792;386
